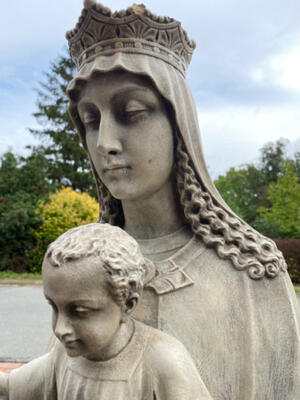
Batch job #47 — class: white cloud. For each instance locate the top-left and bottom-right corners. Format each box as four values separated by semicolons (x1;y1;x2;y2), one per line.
249;37;300;92
270;45;300;91
198;104;300;178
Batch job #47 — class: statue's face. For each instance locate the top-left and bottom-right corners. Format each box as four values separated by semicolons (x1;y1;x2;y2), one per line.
78;71;174;201
43;258;123;361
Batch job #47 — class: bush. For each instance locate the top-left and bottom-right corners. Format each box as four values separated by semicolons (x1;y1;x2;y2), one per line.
0;151;55;272
28;187;99;272
273;238;300;284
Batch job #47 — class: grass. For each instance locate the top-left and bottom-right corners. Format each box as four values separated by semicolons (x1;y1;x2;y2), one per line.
0;271;42;280
294;285;300;295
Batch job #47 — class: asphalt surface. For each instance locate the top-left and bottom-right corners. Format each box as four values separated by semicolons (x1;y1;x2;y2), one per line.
0;285;52;362
0;285;300;363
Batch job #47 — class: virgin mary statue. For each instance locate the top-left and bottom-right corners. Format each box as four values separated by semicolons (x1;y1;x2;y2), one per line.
66;1;300;398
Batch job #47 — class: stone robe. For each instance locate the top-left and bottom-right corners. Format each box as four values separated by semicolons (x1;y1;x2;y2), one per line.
134;228;300;400
8;320;211;400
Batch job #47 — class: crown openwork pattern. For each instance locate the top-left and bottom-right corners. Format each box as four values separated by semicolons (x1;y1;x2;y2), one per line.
66;1;196;76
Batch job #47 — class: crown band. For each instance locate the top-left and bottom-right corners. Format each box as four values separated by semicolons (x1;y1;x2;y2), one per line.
66;1;196;77
78;37;187;76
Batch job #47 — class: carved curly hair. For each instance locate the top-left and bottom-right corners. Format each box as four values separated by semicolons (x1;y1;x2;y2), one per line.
95;133;286;280
45;223;145;306
175;135;286;279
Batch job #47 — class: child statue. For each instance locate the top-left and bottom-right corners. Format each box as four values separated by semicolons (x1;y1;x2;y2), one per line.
0;223;212;399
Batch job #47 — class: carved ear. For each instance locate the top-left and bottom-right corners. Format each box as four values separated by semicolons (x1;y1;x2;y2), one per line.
126;294;139;313
121;294;139;323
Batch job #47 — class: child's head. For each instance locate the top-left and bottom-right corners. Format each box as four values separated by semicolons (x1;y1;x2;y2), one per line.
42;223;147;361
45;223;145;308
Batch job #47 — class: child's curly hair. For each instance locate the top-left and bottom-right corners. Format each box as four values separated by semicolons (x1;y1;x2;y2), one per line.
44;223;146;307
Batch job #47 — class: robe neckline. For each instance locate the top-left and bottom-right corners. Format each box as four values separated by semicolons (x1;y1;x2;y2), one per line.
67;320;150;381
138;228;206;295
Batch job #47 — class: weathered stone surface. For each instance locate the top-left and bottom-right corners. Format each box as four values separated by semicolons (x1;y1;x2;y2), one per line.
0;224;211;399
1;1;300;398
66;2;300;398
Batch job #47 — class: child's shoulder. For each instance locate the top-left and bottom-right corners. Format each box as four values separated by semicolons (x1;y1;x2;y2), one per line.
135;320;212;398
136;320;188;351
135;320;197;375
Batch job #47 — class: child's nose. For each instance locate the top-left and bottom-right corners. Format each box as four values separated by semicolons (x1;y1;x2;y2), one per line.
54;313;73;340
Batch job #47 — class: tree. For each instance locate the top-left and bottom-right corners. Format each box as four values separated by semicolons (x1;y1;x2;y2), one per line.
0;150;55;271
214;164;264;224
293;151;300;181
29;50;96;197
258;162;300;238
215;139;299;237
260;139;287;184
29;187;99;272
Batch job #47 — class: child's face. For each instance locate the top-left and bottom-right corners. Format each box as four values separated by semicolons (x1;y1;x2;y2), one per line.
43;257;123;361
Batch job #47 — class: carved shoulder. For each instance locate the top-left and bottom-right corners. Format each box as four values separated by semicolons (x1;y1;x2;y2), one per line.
144;328;212;399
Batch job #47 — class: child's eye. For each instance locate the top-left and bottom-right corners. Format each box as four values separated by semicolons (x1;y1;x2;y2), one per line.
72;306;90;317
75;306;89;313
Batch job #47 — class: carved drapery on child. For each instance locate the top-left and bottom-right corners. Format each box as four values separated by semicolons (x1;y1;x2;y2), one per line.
66;1;300;399
0;223;211;399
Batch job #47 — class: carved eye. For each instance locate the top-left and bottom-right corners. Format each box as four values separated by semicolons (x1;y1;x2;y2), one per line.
125;110;146;121
124;100;148;122
71;306;90;318
82;111;100;129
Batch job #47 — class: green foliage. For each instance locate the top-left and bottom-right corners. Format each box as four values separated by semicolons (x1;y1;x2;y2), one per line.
0;151;55;272
215;139;300;238
260;139;287;184
29;187;99;272
215;165;264;224
258;162;300;238
29;49;96;197
293;151;300;181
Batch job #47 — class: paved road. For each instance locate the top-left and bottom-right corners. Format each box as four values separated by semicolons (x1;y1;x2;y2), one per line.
0;285;300;362
0;286;51;362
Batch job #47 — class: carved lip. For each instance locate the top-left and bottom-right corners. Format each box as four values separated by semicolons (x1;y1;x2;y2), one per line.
64;339;80;348
104;164;130;171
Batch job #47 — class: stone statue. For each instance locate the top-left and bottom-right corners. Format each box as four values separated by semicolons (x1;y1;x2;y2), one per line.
0;223;212;399
65;1;300;398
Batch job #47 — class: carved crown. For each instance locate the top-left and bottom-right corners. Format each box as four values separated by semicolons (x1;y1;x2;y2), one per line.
66;0;196;76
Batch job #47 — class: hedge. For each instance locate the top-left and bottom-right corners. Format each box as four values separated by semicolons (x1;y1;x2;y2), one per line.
273;238;300;284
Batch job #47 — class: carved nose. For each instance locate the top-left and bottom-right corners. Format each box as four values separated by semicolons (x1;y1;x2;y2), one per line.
96;115;122;157
54;313;73;340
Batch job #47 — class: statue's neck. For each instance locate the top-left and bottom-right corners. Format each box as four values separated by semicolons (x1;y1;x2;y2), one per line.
122;179;184;240
137;224;193;262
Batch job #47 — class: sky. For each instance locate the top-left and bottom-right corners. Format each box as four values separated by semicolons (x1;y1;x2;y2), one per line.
1;0;300;179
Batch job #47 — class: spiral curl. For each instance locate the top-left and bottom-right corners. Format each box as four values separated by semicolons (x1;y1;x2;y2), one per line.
175;135;287;280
